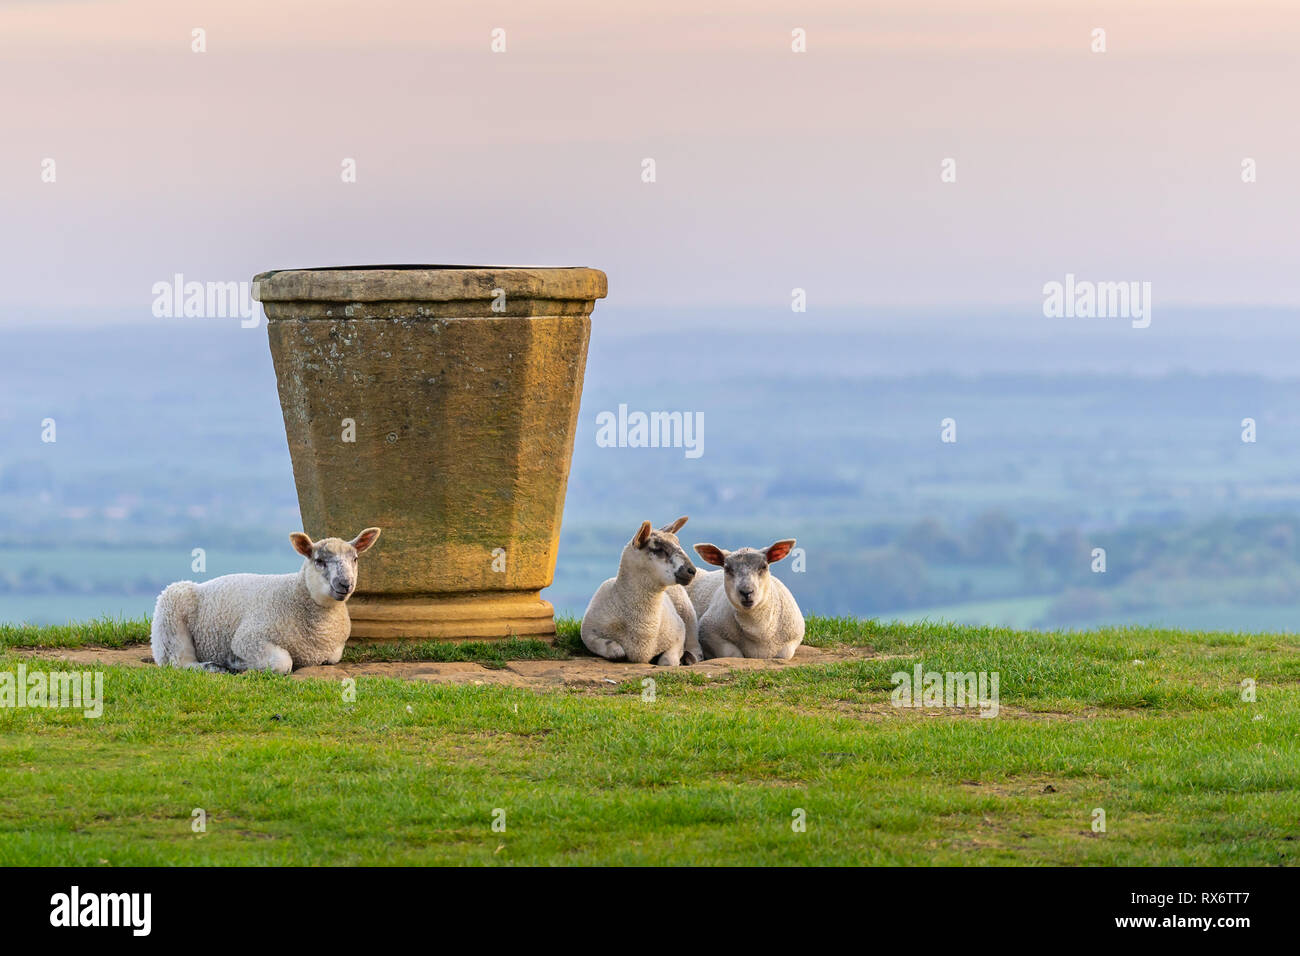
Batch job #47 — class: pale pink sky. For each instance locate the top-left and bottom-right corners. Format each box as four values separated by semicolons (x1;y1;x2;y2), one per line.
2;0;1298;312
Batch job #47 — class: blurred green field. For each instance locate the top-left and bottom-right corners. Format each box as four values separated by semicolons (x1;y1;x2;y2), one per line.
886;596;1056;629
890;597;1300;634
0;548;297;626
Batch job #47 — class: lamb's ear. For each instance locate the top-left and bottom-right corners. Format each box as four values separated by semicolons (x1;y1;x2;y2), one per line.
765;539;796;564
289;532;314;558
660;516;688;534
694;543;727;567
351;527;382;554
632;521;653;549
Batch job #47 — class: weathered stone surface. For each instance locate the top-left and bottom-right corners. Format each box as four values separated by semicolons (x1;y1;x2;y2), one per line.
254;265;607;641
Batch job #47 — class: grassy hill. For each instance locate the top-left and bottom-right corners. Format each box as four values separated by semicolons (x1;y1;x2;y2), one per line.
1;615;1297;865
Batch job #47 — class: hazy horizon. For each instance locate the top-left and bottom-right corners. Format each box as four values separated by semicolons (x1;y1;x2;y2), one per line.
10;302;1300;378
7;309;1300;631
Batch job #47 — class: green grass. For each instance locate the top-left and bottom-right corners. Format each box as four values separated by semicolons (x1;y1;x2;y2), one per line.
1;615;1298;865
0;615;152;649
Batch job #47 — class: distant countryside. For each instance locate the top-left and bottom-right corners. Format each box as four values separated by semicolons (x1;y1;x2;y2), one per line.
5;310;1300;633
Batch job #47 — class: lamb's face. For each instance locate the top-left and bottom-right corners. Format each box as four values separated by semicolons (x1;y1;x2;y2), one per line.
305;538;360;604
290;528;381;607
694;539;795;612
626;520;697;587
719;548;772;610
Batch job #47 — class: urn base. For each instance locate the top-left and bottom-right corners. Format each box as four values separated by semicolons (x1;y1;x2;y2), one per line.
346;592;558;641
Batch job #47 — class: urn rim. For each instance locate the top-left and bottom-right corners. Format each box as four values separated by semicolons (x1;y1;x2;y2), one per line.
252;264;607;304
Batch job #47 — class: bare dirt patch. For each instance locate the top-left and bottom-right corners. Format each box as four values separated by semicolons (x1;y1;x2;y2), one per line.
14;643;880;690
958;776;1074;797
18;647;156;668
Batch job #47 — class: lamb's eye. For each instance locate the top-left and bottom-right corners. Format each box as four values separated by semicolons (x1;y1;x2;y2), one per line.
315;558;326;567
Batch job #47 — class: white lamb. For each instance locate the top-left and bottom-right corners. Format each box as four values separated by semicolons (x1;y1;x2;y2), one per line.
688;538;804;659
581;517;704;665
151;528;381;674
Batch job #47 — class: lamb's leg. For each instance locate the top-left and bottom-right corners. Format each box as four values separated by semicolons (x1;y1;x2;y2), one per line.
681;622;702;665
655;616;685;667
581;627;627;661
677;599;703;665
703;635;746;659
151;583;202;668
189;661;233;673
655;646;682;666
227;627;293;675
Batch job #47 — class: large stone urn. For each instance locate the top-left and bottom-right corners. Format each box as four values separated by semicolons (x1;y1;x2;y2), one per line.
253;265;607;641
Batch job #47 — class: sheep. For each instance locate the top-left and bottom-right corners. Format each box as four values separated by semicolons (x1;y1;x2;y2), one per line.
580;517;704;665
689;539;804;659
151;528;381;674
